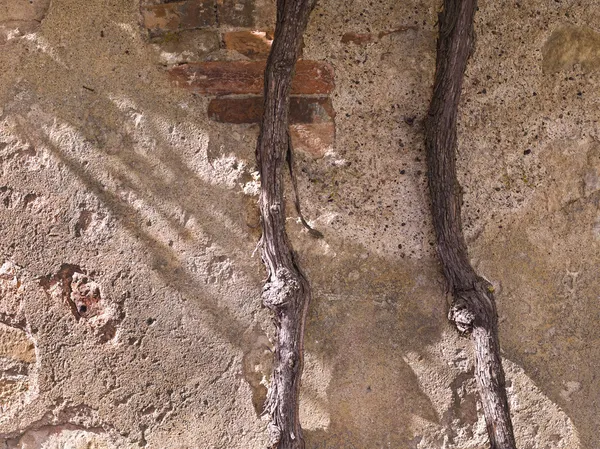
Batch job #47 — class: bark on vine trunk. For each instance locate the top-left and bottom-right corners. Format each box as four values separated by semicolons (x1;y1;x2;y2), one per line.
256;1;317;448
424;1;517;448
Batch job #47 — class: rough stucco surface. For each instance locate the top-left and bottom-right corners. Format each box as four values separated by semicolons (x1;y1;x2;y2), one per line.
0;0;597;447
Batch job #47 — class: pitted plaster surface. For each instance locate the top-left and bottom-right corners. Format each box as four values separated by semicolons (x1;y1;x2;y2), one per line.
0;0;597;447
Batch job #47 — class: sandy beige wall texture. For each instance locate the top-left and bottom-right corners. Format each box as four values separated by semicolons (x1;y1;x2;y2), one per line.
0;0;598;447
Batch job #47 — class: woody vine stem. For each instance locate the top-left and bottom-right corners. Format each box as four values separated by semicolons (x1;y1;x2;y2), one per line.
256;0;318;448
425;0;518;447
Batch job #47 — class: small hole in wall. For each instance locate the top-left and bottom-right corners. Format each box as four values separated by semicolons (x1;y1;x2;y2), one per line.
79;305;87;314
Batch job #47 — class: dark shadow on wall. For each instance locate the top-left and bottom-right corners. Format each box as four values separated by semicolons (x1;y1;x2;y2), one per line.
476;224;596;449
301;250;447;448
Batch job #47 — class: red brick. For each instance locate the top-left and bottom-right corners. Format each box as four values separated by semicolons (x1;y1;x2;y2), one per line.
290;123;335;159
208;97;334;124
208;97;263;124
142;0;216;34
223;30;272;59
169;60;335;95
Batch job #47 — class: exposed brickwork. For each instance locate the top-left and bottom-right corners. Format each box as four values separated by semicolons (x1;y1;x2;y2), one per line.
223;31;273;59
142;0;335;157
208;97;334;124
291;123;335;159
169;60;335;95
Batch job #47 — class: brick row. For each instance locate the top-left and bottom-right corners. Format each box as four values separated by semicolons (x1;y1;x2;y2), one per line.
169;60;335;95
208;97;334;124
145;0;336;158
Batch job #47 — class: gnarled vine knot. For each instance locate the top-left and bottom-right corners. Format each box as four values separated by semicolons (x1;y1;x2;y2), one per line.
449;297;475;334
262;267;300;308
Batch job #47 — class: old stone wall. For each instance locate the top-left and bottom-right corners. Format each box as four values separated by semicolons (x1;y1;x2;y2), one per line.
0;0;597;447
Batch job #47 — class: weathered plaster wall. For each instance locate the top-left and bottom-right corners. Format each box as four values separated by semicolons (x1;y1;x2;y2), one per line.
0;0;597;447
